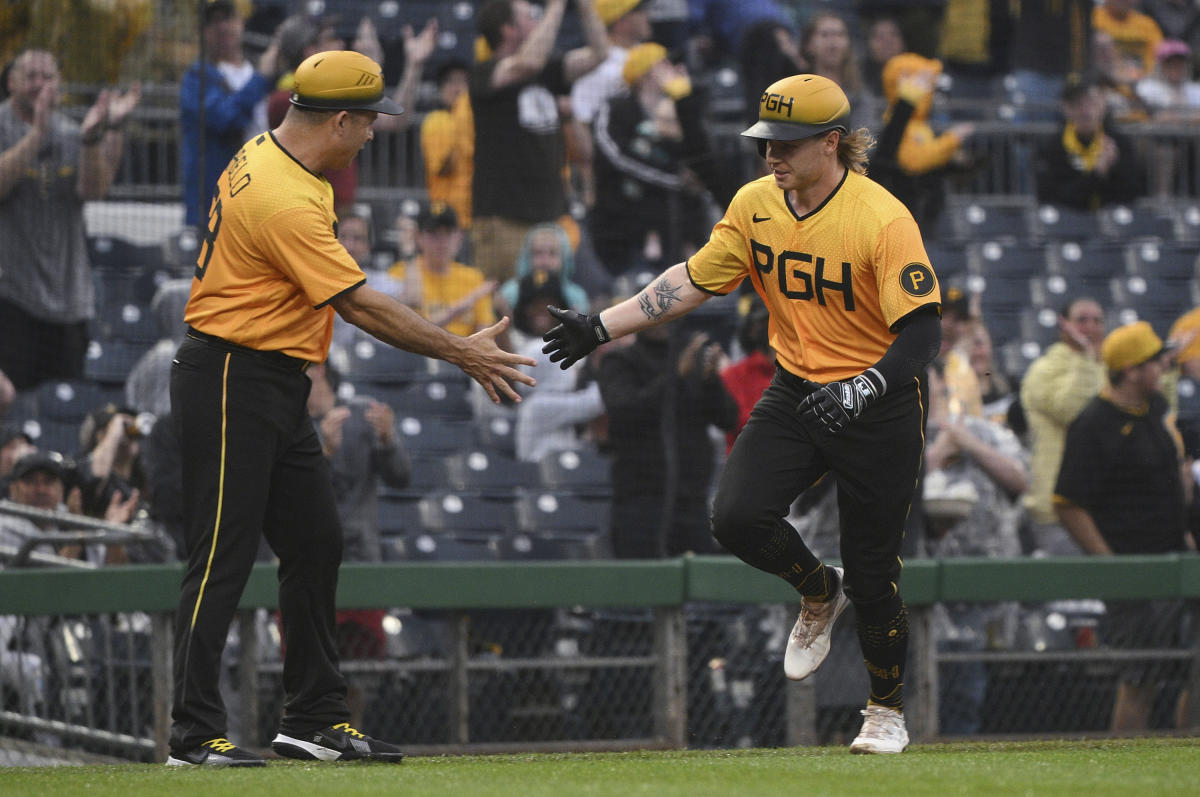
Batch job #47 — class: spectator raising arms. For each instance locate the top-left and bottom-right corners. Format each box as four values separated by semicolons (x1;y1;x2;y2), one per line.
470;0;609;282
0;49;140;391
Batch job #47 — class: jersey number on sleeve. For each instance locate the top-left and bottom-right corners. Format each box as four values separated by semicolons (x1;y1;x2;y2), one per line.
195;197;222;281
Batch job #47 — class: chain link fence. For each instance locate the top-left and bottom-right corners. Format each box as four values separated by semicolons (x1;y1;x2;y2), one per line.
2;581;1197;766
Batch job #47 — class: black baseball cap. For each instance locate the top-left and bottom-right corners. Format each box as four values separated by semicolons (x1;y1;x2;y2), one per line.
10;451;66;482
418;201;460;232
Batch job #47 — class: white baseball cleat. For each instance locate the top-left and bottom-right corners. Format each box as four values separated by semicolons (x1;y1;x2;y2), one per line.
850;705;909;754
783;565;850;680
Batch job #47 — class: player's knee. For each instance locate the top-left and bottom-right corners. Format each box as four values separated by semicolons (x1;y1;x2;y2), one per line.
709;491;753;548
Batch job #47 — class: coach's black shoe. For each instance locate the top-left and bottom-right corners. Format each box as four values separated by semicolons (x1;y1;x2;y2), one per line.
166;737;266;767
271;722;405;763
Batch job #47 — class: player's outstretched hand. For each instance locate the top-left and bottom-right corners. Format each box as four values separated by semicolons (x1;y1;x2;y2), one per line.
461;317;536;404
541;306;610;369
797;372;883;435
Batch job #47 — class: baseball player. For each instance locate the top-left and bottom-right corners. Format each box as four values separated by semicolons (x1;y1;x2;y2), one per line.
543;74;942;754
167;50;534;767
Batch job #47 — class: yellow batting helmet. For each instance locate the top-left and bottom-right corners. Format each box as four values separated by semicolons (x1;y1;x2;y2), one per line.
290;50;403;115
740;74;850;143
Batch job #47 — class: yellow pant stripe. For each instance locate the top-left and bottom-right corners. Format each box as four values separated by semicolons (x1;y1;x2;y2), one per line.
189;353;231;632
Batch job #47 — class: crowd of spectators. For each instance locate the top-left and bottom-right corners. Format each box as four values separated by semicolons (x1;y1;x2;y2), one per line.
3;0;1200;742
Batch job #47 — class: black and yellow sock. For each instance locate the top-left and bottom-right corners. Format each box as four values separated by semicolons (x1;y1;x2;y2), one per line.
854;590;908;711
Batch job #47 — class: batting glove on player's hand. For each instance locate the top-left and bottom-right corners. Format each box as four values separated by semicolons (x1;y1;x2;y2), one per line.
798;369;885;435
542;306;610;369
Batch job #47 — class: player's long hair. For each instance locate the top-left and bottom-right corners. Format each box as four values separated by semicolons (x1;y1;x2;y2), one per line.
838;127;874;175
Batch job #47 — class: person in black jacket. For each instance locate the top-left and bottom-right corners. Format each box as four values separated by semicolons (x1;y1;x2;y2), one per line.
596;321;739;558
1034;76;1145;211
590;42;734;278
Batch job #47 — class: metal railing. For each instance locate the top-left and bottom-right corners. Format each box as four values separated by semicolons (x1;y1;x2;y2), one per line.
1;556;1198;764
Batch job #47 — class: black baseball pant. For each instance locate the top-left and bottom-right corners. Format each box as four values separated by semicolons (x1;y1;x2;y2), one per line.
168;332;348;752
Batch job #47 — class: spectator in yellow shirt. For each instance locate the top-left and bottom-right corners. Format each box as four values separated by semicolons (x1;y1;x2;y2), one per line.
387;203;496;337
420;61;474;228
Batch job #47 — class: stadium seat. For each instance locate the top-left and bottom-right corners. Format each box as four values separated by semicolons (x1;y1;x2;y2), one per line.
972;241;1050;280
401;453;452;493
444;450;540;494
537;447;612;496
1031;275;1119;311
1130;241;1198;282
1034;204;1104;242
36;380;121;424
515;491;609;535
1052;242;1130;281
396;416;477;455
91;300;158;343
498;531;607;561
84;340;153;385
1113;275;1200;336
1102;204;1178;242
476;414;517;458
925;241;970;282
86;235;164;273
419;491;519;535
25;418;82;457
344;339;429;384
953;201;1034;243
388;531;501;562
377;492;425;536
393;379;473;420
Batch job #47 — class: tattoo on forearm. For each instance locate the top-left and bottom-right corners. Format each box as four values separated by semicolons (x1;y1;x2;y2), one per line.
637;278;682;320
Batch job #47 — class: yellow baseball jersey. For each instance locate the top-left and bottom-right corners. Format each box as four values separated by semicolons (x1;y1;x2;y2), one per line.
687;169;939;383
386;258;496;338
184;132;366;362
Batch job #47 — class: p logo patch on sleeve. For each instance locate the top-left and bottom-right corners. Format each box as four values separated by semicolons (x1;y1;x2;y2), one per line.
899;263;936;297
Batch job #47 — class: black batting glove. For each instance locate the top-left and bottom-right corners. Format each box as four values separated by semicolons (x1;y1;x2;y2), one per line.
797;369;885;435
541;306;610;369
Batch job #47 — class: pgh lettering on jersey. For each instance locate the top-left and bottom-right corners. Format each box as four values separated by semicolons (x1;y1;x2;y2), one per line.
186;132;367;362
685;169;940;383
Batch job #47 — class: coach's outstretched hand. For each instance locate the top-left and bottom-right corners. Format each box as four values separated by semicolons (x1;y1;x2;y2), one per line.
798;370;884;435
541;306;610;369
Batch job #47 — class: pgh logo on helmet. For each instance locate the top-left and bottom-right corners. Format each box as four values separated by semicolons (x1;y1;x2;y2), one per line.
741;75;851;156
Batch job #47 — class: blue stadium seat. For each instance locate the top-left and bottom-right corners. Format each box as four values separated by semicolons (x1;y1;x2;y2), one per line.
1052;242;1130;281
344;339;429;384
1034;204;1104;242
36;380;121;424
26;418;82;458
84;340;154;385
1102;204;1178;242
91;300;158;343
476;414;516;458
537;447;612;496
1130;241;1198;282
972;241;1050;280
393;379;473;420
86;235;163;273
377;492;425;536
444;450;540;494
953;201;1034;243
1032;275;1119;311
514;491;608;534
401;453;452;493
498;531;607;561
925;242;971;282
419;491;519;535
386;531;501;562
1113;275;1200;336
396;416;476;455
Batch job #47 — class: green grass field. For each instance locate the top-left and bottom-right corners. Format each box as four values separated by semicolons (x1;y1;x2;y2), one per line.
2;738;1198;796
